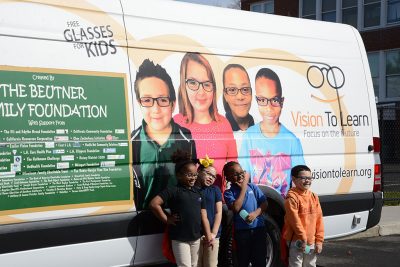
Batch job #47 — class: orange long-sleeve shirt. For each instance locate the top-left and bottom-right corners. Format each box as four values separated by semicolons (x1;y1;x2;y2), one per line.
283;187;324;245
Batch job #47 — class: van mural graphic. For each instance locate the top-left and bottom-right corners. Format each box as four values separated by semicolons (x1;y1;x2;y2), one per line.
0;0;376;224
249;150;291;195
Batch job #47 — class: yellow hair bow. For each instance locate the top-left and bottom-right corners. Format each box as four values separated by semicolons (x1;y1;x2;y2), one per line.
199;155;214;168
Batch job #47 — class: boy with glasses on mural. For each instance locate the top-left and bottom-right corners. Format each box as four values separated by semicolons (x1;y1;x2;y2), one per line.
283;165;324;267
131;59;197;210
239;68;305;197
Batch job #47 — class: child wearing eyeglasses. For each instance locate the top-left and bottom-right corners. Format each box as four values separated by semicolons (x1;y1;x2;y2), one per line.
283;165;324;267
239;67;305;197
150;150;206;267
223;161;268;267
196;156;222;267
131;59;197;210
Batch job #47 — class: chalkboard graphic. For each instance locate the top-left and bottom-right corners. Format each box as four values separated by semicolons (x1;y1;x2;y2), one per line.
0;66;132;214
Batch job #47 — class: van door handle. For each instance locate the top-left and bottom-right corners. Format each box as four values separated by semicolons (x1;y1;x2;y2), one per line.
368;145;374;152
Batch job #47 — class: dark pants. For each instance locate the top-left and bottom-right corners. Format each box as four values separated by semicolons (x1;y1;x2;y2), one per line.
234;226;267;267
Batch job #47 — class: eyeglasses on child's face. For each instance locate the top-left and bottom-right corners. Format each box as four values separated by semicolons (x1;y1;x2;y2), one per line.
139;97;171;107
229;170;245;179
184;173;198;179
224;87;252;96
201;170;216;180
255;96;283;107
186;79;214;92
296;176;313;181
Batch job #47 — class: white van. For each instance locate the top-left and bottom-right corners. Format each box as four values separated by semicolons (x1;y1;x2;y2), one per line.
0;0;382;266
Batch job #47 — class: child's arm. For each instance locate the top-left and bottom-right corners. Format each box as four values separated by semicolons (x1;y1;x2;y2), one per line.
315;195;324;253
284;197;307;242
230;172;249;213
149;195;177;225
246;185;268;223
201;208;213;242
247;201;267;223
212;201;222;237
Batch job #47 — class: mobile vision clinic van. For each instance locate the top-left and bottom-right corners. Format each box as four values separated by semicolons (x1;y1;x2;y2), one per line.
0;0;382;266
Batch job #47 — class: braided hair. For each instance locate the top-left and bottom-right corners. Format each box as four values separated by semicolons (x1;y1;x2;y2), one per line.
172;149;198;175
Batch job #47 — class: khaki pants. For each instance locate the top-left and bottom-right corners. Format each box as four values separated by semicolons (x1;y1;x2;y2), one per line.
198;237;219;267
171;239;201;267
288;243;317;267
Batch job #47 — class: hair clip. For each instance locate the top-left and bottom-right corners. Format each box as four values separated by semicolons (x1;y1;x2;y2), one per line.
199;155;214;168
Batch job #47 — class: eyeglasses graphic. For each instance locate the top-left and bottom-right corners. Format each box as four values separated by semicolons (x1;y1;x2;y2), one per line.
255;96;283;107
186;79;214;92
139;97;171;107
224;87;252;96
307;65;345;90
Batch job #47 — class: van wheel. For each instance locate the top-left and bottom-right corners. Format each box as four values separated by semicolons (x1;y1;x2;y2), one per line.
219;207;236;267
264;215;281;267
219;207;282;267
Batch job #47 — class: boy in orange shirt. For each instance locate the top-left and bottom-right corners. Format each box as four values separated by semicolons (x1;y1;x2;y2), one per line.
283;165;324;267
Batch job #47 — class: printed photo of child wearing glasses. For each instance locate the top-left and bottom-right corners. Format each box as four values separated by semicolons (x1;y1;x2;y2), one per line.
222;64;255;153
174;52;238;194
131;59;197;210
239;68;305;197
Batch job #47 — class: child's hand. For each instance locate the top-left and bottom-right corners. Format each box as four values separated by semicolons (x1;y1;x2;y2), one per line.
239;172;249;189
206;233;215;243
166;214;180;225
246;211;258;223
301;242;307;251
296;240;306;251
315;243;323;254
204;233;215;248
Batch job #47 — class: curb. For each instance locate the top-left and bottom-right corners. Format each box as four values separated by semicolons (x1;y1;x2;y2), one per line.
338;224;400;240
337;226;379;240
379;223;400;236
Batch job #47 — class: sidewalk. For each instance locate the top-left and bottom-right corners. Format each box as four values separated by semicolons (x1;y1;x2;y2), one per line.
340;205;400;239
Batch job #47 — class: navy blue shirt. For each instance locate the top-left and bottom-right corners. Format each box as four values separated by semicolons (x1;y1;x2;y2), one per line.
200;185;222;238
224;183;267;230
159;184;205;241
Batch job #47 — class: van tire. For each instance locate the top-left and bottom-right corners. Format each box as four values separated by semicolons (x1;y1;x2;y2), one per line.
218;206;236;267
264;215;282;267
219;207;282;267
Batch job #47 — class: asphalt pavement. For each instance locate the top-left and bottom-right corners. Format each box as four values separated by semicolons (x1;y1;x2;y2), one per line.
317;235;400;267
318;205;400;266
